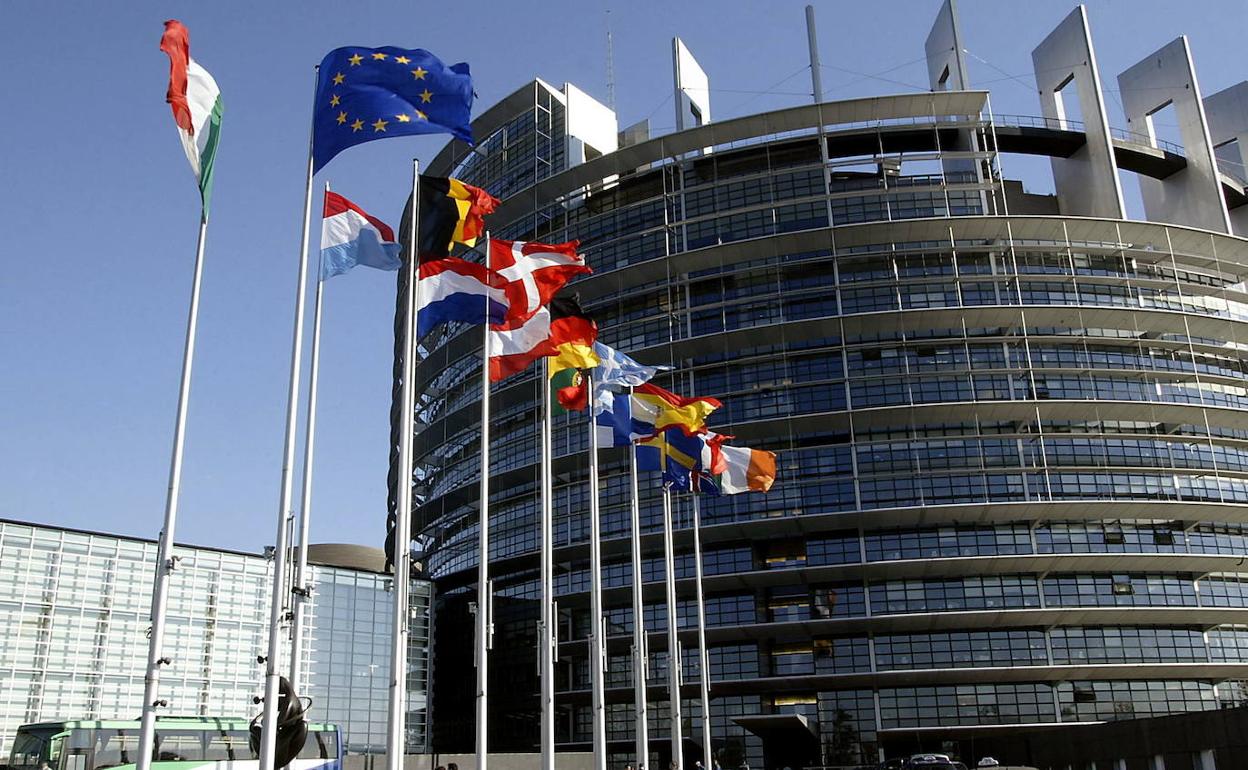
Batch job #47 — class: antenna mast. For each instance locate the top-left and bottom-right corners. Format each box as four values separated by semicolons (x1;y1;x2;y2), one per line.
606;10;616;111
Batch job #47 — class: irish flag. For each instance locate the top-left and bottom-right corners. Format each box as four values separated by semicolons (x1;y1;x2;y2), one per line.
718;446;777;495
160;20;223;217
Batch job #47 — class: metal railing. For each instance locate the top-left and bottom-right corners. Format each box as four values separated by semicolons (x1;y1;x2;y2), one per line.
994;112;1085;134
992;113;1187;157
1108;125;1184;156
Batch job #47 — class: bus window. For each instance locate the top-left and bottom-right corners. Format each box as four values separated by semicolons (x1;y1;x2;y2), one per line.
297;731;337;760
92;730;140;770
203;731;253;762
47;734;64;770
153;732;203;762
9;731;49;770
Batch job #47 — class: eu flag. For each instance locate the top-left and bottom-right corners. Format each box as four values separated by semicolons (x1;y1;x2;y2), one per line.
312;46;474;173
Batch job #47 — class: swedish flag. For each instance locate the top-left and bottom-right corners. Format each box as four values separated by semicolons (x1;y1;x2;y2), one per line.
312;46;474;173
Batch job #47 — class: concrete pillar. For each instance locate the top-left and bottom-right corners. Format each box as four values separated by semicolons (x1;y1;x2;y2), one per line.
1202;81;1248;236
1117;37;1231;233
1031;5;1126;218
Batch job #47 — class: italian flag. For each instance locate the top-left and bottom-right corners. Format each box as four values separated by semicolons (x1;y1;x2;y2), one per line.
160;20;223;217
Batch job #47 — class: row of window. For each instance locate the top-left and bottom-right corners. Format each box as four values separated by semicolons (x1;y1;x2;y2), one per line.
552;574;1248;640
560;679;1241;747
564;627;1248;688
430;462;1248;576
545;522;1248;595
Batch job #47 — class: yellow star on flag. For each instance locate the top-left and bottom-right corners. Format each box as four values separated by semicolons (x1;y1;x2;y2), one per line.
415;110;427;121
332;72;345;85
396;114;411;122
372;52;388;60
330;94;341;107
351;118;365;132
336;111;348;125
395;56;411;64
348;53;363;66
411;67;427;80
419;89;433;103
372;118;388;132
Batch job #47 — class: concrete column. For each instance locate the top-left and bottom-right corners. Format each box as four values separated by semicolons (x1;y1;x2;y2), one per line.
1202;81;1248;236
1031;5;1126;218
1117;37;1231;233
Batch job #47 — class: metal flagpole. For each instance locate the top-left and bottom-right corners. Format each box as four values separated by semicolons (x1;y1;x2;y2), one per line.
387;161;422;770
662;486;683;770
586;372;608;770
475;234;494;770
539;356;556;770
690;494;711;770
135;207;210;770
288;181;330;691
627;391;650;770
259;69;320;770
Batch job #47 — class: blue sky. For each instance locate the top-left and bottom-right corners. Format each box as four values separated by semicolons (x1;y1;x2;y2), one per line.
3;0;1246;553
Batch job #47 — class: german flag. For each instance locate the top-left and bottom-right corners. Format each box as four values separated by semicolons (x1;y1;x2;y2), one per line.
401;175;499;260
547;295;598;412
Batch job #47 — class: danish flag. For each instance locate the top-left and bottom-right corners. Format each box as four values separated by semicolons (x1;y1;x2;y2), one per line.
489;239;590;324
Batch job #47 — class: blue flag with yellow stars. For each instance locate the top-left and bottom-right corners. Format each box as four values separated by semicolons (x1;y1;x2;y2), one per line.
312;46;474;173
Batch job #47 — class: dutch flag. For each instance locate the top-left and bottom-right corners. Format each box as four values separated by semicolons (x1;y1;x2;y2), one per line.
418;258;508;336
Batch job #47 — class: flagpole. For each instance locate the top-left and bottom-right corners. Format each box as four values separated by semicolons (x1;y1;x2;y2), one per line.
475;234;493;770
258;68;319;770
690;494;712;770
540;356;556;770
586;371;608;770
627;400;650;769
288;181;329;691
387;161;422;770
662;486;683;770
135;206;209;770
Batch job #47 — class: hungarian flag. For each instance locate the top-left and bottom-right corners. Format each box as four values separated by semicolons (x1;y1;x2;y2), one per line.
160;20;223;217
490;239;591;322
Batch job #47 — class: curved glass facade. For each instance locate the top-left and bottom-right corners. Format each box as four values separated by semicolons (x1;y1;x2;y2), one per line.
411;84;1248;764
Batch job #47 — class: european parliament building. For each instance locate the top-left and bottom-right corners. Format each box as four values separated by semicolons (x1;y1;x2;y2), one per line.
408;2;1248;765
0;518;432;758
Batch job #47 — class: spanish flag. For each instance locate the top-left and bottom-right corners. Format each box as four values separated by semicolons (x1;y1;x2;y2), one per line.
633;383;722;436
417;175;498;258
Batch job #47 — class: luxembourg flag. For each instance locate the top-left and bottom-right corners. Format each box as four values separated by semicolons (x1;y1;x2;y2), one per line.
417;258;508;336
320;191;402;279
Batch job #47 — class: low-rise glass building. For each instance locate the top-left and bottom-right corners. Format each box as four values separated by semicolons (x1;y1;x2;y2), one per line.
0;518;431;758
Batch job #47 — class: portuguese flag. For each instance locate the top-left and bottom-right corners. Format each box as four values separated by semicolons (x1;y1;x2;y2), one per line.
160;20;223;217
547;295;598;413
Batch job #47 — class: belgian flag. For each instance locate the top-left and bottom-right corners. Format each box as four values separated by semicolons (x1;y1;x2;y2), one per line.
547;294;598;413
399;175;499;260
